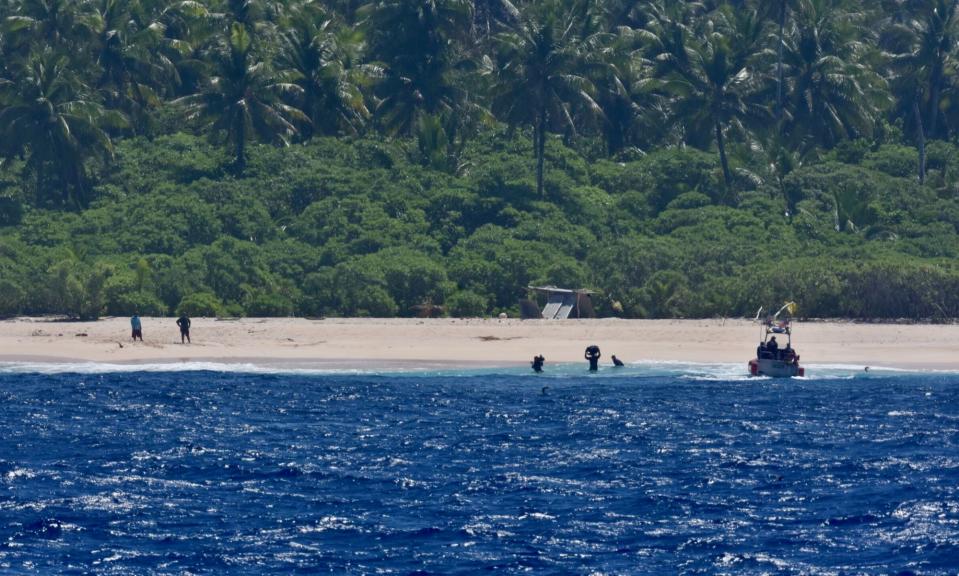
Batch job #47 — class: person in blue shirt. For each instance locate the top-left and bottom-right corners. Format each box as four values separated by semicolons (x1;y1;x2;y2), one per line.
131;314;143;342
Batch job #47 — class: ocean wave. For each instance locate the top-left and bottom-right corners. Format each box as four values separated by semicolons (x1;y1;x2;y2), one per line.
0;360;386;376
0;359;954;380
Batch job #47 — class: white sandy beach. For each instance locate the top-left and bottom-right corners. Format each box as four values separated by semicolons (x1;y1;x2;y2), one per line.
0;316;957;370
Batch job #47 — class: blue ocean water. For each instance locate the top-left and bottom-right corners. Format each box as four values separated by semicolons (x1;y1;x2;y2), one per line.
1;363;958;574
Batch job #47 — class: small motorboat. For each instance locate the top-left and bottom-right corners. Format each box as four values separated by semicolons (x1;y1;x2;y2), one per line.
748;302;805;378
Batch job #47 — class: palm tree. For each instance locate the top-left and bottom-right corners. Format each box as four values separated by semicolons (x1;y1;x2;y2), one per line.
748;0;804;127
2;0;101;54
276;3;380;138
155;0;221;97
174;22;308;171
489;2;602;196
592;28;654;156
779;0;887;151
472;0;519;43
880;0;959;172
364;0;473;135
0;50;123;207
646;6;768;192
93;0;173;133
746;131;812;213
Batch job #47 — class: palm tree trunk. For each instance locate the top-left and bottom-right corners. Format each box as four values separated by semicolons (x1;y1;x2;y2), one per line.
235;138;246;172
73;164;86;210
928;64;943;139
914;98;926;184
715;121;732;190
536;112;546;197
234;120;247;173
446;114;458;172
777;0;786;129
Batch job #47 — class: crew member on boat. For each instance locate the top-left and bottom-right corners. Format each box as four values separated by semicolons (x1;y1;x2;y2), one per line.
767;336;779;356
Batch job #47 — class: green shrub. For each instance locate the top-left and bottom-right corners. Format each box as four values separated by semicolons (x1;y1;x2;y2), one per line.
243;290;294;317
0;189;22;226
177;292;224;317
0;278;24;317
446;290;489;317
351;286;398;317
863;145;918;179
44;261;112;320
113;291;168;317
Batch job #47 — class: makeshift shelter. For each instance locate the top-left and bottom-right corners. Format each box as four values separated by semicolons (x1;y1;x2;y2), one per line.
522;286;597;319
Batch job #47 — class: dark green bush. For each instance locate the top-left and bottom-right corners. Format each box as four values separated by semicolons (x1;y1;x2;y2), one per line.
1;131;957;321
446;290;490;317
177;292;224;317
0;278;23;317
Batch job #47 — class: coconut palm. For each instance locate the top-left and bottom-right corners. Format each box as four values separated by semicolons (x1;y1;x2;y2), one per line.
592;30;653;155
472;0;519;43
0;50;124;207
2;0;101;54
489;2;602;196
779;0;887;151
880;0;959;144
646;6;768;192
276;3;380;138
364;0;473;135
174;22;308;171
155;0;222;97
93;0;173;133
748;0;804;126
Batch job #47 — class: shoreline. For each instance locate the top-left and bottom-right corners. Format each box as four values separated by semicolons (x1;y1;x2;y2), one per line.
2;316;959;372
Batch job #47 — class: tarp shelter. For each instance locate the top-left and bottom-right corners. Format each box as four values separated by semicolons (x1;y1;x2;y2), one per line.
523;286;597;319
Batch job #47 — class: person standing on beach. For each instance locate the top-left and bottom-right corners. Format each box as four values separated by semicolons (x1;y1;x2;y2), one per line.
131;314;143;342
176;314;191;344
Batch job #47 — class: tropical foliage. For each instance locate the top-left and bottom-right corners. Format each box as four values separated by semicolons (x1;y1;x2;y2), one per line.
1;0;959;320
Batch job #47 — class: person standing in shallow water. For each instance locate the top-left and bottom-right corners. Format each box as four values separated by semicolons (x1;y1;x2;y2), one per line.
176;314;191;344
130;313;143;342
531;355;545;373
585;345;601;371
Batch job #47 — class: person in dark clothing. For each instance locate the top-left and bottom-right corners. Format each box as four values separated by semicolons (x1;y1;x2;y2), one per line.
766;336;778;357
783;343;795;363
612;355;625;367
531;355;545;373
585;345;601;371
176;315;191;344
130;314;143;342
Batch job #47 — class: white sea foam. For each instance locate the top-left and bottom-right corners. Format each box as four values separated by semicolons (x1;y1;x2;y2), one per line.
0;358;953;379
0;360;394;376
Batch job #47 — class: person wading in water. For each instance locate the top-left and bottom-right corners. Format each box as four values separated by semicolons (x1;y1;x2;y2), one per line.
585;345;601;371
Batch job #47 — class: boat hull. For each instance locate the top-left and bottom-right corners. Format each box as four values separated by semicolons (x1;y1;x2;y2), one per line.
749;358;804;378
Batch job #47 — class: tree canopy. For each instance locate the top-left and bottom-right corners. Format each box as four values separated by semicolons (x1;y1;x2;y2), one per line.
2;0;959;320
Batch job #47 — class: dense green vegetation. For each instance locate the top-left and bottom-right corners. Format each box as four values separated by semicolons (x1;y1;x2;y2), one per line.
2;0;959;319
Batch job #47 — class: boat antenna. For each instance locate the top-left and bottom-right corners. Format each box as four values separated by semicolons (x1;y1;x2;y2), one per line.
754;306;765;341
